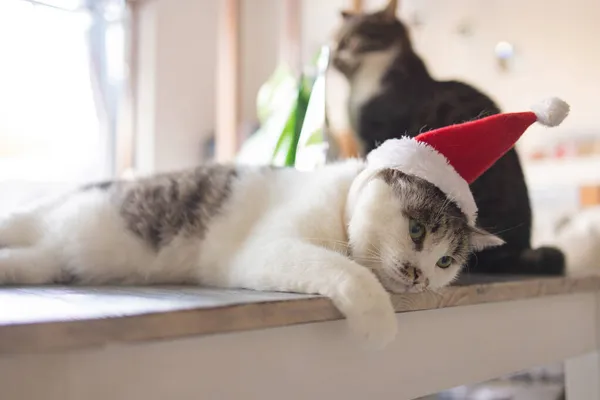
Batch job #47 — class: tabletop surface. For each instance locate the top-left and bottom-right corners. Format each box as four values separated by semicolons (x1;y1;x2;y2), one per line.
1;274;598;354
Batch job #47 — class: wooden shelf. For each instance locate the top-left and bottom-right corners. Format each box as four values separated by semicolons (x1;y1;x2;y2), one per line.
1;275;599;354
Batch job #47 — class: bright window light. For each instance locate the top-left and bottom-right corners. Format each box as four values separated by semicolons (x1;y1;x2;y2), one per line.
0;0;127;183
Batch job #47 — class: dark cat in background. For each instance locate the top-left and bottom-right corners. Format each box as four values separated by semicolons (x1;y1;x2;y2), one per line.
329;0;565;276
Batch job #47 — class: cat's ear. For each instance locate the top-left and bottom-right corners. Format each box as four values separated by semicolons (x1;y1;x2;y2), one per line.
382;0;399;20
469;227;505;251
340;9;356;19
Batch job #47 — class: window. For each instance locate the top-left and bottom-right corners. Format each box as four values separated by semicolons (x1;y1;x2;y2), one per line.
0;0;128;184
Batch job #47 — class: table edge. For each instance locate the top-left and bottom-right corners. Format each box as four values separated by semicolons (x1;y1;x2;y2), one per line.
1;275;599;354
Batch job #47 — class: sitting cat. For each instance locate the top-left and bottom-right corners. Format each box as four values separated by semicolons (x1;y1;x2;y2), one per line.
0;98;567;348
328;0;566;277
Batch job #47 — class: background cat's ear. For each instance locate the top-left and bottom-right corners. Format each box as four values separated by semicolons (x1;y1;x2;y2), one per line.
469;227;505;251
382;0;399;20
340;10;356;19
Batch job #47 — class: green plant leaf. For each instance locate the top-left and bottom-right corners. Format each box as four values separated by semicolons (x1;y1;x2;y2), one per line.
271;104;298;166
284;74;314;166
237;63;298;166
238;47;327;167
305;128;324;146
256;64;297;124
293;46;329;169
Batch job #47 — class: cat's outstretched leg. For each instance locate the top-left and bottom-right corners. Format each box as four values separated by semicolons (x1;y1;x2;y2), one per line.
0;247;61;284
225;239;398;349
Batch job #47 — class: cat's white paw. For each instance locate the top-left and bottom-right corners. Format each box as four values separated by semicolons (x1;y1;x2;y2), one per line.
333;270;398;350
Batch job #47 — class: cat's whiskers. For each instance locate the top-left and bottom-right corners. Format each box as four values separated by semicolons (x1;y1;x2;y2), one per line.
366;241;383;258
302;237;351;249
366;248;383;260
353;254;384;266
485;222;525;236
388;265;406;281
354;256;382;263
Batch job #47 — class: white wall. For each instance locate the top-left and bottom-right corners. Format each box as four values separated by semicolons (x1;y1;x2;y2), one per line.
240;0;280;124
135;0;219;175
301;0;346;64
134;0;282;174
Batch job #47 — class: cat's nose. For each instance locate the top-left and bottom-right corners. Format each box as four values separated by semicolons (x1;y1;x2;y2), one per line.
402;263;422;283
413;267;421;282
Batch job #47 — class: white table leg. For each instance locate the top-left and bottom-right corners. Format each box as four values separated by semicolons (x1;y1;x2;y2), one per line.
565;351;600;400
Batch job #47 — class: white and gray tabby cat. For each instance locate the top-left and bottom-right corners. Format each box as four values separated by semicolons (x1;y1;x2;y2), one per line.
0;147;500;348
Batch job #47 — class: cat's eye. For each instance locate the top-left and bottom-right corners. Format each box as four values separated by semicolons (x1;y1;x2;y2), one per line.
436;256;454;269
409;219;426;242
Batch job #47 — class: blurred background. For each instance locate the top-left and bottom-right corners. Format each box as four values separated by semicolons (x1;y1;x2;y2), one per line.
2;0;599;239
0;0;598;398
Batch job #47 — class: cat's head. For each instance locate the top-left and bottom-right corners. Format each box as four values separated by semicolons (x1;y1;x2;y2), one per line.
346;166;503;293
330;0;411;77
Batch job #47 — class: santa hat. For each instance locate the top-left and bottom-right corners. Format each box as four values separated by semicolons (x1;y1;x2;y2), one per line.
367;97;570;225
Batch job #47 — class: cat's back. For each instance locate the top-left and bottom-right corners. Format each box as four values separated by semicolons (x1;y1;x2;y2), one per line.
380;76;500;133
358;67;501;151
27;164;246;280
430;80;500;126
212;161;361;239
196;162;361;280
17;162;358;283
64;164;242;250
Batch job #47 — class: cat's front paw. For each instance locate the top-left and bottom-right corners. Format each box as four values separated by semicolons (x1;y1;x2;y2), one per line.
333;271;398;350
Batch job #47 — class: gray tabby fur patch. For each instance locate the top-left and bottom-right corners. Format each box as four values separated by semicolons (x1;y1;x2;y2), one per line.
83;164;238;250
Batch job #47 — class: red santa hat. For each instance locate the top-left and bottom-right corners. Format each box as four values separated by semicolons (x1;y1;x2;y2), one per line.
367;97;570;225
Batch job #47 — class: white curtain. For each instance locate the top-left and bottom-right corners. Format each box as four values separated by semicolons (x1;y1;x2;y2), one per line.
0;0;126;211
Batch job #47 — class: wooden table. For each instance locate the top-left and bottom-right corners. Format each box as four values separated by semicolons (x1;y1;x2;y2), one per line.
1;275;599;400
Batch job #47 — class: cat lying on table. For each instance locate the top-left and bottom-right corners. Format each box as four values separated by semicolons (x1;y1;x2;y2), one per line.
0;98;568;349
